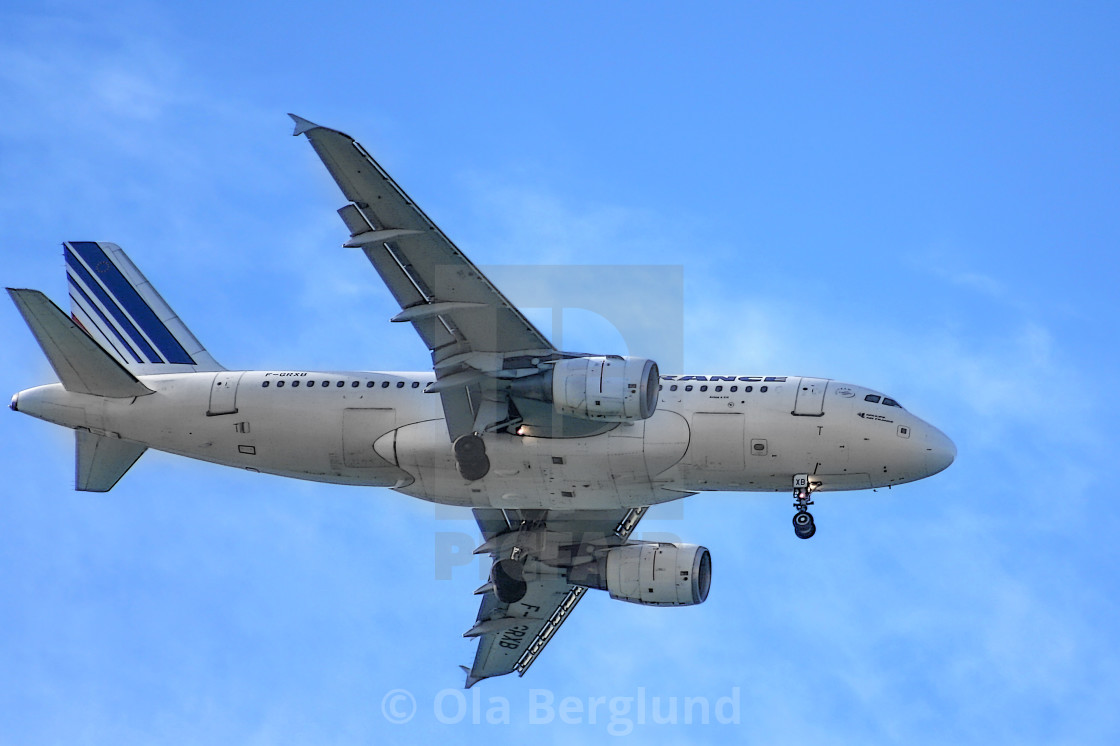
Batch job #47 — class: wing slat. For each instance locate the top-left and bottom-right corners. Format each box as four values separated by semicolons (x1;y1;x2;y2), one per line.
292;115;554;362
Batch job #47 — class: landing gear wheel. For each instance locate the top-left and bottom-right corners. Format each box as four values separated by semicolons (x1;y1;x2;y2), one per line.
454;433;485;459
453;433;490;481
792;510;816;539
794;522;817;540
491;558;528;603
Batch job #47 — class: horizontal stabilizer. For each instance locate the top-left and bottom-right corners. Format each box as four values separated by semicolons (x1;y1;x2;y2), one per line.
8;289;154;398
76;429;146;492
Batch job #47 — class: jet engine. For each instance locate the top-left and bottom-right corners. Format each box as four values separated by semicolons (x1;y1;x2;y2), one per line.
510;356;659;423
603;542;711;606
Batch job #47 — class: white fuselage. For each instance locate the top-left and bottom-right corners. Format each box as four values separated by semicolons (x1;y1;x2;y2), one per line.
12;370;956;510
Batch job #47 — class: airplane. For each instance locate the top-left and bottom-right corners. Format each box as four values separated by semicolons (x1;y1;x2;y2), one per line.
7;114;956;687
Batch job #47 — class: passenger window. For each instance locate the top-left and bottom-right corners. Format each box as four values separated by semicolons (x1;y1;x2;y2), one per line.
262;381;270;388
760;386;768;393
366;381;375;388
730;386;737;392
864;394;881;403
396;381;405;388
336;381;344;387
715;386;723;392
411;382;420;388
351;381;359;388
292;380;300;388
700;385;708;392
685;385;693;392
277;381;285;388
670;385;678;391
382;381;390;388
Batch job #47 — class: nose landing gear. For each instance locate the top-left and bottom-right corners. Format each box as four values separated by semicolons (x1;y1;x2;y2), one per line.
792;474;817;539
792;509;816;539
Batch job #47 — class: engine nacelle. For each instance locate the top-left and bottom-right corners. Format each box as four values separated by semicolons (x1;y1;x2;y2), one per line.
604;542;711;606
551;356;659;422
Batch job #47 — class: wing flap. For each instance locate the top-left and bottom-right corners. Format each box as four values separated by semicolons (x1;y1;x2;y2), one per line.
463;507;648;685
465;569;573;685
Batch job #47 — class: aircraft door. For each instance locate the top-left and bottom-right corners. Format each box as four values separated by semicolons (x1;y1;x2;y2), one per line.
792;377;828;417
207;372;244;416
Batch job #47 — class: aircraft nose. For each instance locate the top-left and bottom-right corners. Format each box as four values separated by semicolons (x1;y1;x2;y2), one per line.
925;425;956;476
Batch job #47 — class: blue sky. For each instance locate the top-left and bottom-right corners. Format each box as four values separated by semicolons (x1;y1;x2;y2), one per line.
2;1;1118;743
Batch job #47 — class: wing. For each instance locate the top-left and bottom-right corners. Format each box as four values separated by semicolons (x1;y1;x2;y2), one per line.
290;115;557;439
462;506;647;686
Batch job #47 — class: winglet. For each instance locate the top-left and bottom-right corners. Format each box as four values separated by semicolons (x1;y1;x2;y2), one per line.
460;665;482;689
288;113;321;136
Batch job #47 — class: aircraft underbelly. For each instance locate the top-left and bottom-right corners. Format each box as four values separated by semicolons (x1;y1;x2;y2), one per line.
679;411;750;488
387;409;690;509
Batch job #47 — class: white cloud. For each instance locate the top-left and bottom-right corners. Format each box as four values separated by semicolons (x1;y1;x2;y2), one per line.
0;10;182;135
454;172;679;266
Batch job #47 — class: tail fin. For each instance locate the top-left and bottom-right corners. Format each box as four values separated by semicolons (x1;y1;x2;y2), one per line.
8;288;154;398
9;288;151;490
64;241;223;374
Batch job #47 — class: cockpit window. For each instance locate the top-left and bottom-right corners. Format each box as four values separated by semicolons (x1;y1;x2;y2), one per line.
883;397;902;408
864;394;881;403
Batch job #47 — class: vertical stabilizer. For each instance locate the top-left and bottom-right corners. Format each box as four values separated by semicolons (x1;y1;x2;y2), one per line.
75;429;146;492
64;241;224;375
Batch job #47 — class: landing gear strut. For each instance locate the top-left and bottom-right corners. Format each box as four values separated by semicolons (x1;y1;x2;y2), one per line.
792;474;816;540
